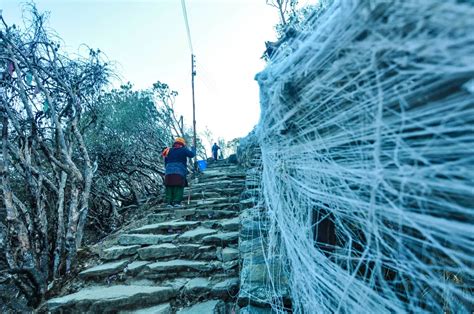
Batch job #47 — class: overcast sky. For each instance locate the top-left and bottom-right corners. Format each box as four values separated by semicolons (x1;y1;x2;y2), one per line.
1;0;291;144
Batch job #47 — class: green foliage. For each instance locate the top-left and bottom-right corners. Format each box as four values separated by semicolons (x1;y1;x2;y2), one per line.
86;83;171;157
82;81;205;238
82;83;173;236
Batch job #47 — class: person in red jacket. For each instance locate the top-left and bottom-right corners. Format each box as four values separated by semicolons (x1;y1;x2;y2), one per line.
162;137;195;207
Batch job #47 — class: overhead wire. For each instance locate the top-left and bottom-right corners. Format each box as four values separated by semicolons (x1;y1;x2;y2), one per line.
181;0;194;54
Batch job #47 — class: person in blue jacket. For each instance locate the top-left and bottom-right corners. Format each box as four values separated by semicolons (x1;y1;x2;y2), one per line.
162;137;195;207
211;143;221;161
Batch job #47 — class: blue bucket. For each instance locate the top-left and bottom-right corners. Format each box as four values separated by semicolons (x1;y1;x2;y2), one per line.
197;160;207;171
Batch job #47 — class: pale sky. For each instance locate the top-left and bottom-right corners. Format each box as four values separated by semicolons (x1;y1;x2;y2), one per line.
1;0;286;143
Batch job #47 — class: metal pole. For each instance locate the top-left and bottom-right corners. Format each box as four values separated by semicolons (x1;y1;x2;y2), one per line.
191;54;197;169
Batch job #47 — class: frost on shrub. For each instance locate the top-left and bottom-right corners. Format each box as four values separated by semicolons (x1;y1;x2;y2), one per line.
255;0;474;312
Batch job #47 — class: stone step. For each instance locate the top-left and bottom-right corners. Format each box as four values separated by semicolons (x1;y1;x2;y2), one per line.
191;209;240;220
194;178;246;185
138;243;180;260
172;244;216;260
198;172;246;180
184;187;245;196
144;212;172;223
202;232;239;246
124;261;152;276
217;247;239;262
192;203;241;211
176;300;226;314
125;276;239;304
101;245;140;261
239;305;273;314
149;209;239;223
152;202;240;213
79;259;130;279
218;217;240;231
119;234;178;246
245;180;260;188
136;243;217;261
238;255;291;308
194;172;246;180
46;285;176;312
191;197;240;206
186;182;245;190
143;259;221;278
190;181;245;189
241;188;261;198
192;209;239;220
240;197;258;206
119;303;172;314
184;191;221;199
147;208;240;220
130;220;200;235
183;277;212;296
177;227;218;242
199;168;243;175
210;277;239;299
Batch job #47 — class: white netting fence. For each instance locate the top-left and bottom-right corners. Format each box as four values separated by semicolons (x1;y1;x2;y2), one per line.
254;0;474;312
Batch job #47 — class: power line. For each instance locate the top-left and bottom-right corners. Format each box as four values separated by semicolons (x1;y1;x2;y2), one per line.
181;0;197;169
181;0;194;54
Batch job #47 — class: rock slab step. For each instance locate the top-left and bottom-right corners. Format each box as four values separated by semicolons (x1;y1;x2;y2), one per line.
79;259;129;278
125;261;151;275
177;300;225;314
178;227;218;242
47;285;176;312
101;245;140;260
138;243;179;260
146;259;217;274
202;232;239;245
120;303;172;314
219;247;239;262
131;221;200;234
219;217;240;231
211;277;239;298
184;277;211;295
119;234;177;246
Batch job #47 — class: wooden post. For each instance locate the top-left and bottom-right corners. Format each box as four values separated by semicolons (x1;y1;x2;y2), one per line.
191;54;197;169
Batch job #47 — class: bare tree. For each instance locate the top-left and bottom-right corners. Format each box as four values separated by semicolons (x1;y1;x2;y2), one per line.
266;0;298;25
0;7;109;307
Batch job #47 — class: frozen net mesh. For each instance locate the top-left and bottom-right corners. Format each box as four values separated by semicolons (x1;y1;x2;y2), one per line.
254;0;474;313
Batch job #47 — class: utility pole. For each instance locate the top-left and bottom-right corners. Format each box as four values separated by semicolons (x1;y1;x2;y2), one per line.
191;54;197;169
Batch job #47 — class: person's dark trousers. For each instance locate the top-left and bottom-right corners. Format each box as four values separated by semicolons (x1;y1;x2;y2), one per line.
164;174;185;205
165;186;184;204
213;152;217;160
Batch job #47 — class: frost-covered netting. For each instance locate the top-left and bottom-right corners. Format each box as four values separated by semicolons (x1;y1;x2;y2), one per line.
255;0;474;312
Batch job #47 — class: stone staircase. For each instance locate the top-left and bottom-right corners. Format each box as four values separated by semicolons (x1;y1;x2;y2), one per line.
46;161;247;313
